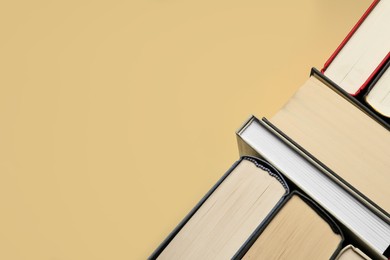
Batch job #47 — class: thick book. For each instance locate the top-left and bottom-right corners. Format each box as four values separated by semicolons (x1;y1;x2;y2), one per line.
236;116;390;258
270;72;390;219
336;245;371;260
364;59;390;118
321;0;390;96
312;67;390;130
149;156;289;260
234;191;343;259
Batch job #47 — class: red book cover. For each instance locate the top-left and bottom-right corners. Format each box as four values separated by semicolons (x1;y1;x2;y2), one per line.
321;0;390;96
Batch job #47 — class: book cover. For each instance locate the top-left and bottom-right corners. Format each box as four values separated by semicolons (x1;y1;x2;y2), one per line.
236;115;390;258
149;156;289;260
321;0;390;96
234;191;344;260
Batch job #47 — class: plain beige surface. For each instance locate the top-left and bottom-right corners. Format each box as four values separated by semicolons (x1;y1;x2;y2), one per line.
0;0;371;259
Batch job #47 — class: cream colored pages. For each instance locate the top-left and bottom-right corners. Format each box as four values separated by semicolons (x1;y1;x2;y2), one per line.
243;195;341;259
366;65;390;117
157;159;286;260
271;76;390;215
324;0;390;94
336;245;371;260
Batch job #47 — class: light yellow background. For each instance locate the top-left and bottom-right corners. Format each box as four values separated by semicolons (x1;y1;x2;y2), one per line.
0;0;370;259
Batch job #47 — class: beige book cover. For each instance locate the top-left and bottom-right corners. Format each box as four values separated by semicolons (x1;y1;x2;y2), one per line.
271;75;390;218
336;245;371;260
242;194;342;259
154;157;287;260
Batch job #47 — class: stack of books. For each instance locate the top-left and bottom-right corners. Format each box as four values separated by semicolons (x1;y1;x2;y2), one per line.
150;0;390;259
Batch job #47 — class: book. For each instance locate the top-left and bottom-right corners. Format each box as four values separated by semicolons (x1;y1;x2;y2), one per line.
312;68;390;130
365;59;390;118
235;192;343;259
236;116;390;258
149;156;289;260
270;72;390;219
336;245;371;260
321;0;390;96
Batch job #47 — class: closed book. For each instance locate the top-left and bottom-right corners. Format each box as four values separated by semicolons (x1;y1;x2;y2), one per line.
311;68;390;130
236;116;390;258
234;192;343;259
364;59;390;119
270;72;390;220
321;0;390;96
149;156;289;260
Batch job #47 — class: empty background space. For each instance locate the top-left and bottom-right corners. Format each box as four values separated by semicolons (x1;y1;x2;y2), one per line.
0;0;370;259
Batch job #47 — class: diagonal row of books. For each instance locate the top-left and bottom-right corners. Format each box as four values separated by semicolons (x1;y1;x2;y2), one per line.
150;0;390;259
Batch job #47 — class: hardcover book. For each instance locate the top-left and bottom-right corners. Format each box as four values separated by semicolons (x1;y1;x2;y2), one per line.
235;192;343;259
322;0;390;96
271;72;390;218
236;116;390;258
364;59;390;119
149;156;289;260
312;68;390;130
